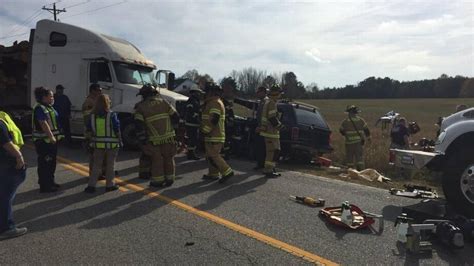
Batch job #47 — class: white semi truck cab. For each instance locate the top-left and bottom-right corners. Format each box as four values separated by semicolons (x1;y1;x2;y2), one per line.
391;108;474;217
28;19;187;146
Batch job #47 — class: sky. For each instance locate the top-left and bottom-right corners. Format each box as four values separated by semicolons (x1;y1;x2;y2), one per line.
1;0;473;88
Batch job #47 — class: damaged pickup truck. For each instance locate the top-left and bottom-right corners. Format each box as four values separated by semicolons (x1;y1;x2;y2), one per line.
391;108;474;217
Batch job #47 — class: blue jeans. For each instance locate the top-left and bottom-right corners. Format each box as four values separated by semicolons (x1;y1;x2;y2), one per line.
0;164;26;233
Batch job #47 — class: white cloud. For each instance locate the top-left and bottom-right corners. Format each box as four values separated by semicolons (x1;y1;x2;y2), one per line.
403;65;431;73
0;0;472;88
305;48;330;63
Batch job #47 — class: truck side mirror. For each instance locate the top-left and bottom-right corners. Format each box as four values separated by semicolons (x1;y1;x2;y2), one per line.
168;72;175;90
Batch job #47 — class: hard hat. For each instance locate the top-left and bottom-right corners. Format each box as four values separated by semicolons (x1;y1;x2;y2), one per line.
345;105;360;114
137;84;157;96
268;84;283;96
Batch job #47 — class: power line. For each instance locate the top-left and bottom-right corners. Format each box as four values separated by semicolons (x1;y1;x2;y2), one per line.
42;2;67;21
0;32;30;40
64;0;92;9
64;0;126;19
4;9;42;37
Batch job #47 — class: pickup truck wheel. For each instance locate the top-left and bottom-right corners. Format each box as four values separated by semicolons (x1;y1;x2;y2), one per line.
443;157;474;217
121;118;139;149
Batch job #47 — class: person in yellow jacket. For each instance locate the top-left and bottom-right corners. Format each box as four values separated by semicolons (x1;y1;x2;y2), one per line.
201;83;234;183
134;84;180;187
32;87;64;193
0;109;28;240
82;83;106;180
339;105;371;170
259;84;284;178
83;94;122;193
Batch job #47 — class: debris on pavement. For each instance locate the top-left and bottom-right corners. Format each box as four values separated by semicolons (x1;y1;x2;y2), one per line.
289;195;325;207
339;168;391;183
390;184;438;199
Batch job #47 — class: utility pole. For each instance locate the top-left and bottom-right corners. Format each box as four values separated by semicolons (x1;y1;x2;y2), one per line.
42;3;66;21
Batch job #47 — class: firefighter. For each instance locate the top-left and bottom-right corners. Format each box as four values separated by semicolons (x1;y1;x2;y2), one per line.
185;86;203;160
135;98;152;179
259;84;284;178
82;83;106;180
201;83;234;183
234;86;268;169
32;87;64;192
339;105;371;171
134;84;180;187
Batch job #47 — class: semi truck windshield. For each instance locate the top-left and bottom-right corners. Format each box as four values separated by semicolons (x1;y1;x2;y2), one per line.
113;62;154;85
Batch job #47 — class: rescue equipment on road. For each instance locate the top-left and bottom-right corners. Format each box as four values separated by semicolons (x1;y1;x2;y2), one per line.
289;195;325;207
319;202;384;234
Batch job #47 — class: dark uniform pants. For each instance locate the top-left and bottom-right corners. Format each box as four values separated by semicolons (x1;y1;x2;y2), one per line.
186;125;199;152
139;152;151;179
150;143;177;182
35;140;58;188
0;165;26;233
59;116;71;143
205;142;233;177
345;142;364;170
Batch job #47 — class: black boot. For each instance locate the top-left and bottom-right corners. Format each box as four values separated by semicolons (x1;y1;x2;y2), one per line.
202;174;220;181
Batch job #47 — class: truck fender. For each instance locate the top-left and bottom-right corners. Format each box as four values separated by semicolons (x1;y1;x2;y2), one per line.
436;120;474;155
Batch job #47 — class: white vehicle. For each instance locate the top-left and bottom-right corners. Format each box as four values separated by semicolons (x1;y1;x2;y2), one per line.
391;108;474;217
1;19;187;146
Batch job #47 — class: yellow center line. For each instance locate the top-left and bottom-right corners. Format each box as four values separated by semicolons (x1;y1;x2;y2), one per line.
25;144;337;265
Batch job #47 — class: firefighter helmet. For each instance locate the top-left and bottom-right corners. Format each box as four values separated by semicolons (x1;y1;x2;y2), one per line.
137;84;157;97
268;84;282;96
203;82;222;93
189;86;204;94
345;105;360;114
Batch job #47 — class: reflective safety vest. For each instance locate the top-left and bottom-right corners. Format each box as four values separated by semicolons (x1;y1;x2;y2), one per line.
260;98;281;139
134;95;176;145
89;112;119;149
201;96;225;143
340;116;368;144
0;111;24;148
32;103;63;143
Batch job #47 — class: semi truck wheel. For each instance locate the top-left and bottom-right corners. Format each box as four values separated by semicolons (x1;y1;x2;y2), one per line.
443;156;474;217
121;118;139;149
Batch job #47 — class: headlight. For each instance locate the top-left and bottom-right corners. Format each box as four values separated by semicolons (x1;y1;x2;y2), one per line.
436;130;446;145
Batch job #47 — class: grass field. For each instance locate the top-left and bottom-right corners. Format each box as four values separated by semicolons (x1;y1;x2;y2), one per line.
236;98;474;179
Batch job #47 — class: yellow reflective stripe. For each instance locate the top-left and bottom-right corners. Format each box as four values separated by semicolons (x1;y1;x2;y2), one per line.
150;132;176;140
209;108;221;115
223;168;233;176
269;110;277;115
265;161;276;167
145;113;169;122
202;115;210;120
202;126;212;133
260;132;280;138
205;137;225;142
134;113;144;121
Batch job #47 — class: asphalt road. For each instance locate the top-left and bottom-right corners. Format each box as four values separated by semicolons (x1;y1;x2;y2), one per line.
1;142;473;265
